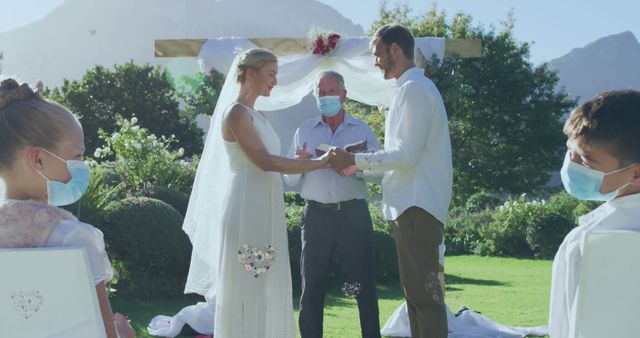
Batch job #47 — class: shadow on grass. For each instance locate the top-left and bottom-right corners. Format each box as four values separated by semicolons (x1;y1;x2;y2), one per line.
446;273;508;287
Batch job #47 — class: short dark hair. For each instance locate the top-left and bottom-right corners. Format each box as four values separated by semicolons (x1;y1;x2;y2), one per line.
564;90;640;165
372;23;414;60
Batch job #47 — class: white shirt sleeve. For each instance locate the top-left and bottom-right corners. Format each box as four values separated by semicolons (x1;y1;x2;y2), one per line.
358;123;384;183
355;83;431;172
283;128;303;186
47;220;114;285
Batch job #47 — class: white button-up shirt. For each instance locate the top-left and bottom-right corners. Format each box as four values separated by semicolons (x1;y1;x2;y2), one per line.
283;113;380;204
355;67;453;223
548;193;640;338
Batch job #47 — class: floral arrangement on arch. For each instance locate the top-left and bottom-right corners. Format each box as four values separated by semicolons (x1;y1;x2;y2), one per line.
306;27;341;55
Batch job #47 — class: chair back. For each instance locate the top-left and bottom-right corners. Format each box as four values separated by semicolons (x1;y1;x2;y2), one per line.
570;231;640;338
0;247;106;338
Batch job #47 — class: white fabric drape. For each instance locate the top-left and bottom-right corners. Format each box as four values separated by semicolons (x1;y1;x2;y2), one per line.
182;55;242;298
198;37;445;110
197;36;445;157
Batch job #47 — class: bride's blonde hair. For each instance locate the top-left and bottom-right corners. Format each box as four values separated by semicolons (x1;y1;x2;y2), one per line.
236;48;277;83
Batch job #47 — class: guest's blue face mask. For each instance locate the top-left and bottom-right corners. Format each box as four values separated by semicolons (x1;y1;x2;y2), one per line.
560;151;635;201
37;148;90;206
317;95;342;117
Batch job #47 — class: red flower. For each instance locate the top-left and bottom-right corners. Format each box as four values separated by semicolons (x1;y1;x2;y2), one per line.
310;31;341;55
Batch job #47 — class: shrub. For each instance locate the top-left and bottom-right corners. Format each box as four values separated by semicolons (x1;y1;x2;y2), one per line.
62;164;125;227
46;62;204;157
524;208;573;259
145;186;189;216
101;197;190;298
445;209;492;255
285;201;400;290
286;203;304;290
95;117;197;194
284;192;305;207
476;196;537;258
464;191;503;212
369;203;399;282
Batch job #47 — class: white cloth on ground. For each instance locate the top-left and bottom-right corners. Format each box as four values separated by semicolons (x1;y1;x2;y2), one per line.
382;302;548;338
147;297;215;337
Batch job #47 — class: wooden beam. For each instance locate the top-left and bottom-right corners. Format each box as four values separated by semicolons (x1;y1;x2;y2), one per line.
155;39;207;57
444;39;482;58
156;38;482;58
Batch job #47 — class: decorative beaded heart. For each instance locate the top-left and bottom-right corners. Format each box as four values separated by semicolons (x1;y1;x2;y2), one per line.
11;290;44;319
238;244;276;278
341;282;362;298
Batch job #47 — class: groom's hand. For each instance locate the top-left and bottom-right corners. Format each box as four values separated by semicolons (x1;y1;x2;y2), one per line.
330;147;356;172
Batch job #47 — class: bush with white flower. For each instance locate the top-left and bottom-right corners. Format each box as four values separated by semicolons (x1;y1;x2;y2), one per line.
94;117;196;193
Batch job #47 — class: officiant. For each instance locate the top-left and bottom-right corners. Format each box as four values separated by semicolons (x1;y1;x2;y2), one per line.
283;70;382;338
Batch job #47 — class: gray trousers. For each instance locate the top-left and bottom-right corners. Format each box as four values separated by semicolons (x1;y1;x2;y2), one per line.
298;199;381;338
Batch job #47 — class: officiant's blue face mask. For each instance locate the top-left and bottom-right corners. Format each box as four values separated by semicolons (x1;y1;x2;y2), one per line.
37;148;90;206
560;150;635;201
317;96;342;117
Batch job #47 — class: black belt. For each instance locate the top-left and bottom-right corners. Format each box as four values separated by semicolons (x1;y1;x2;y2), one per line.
307;199;363;211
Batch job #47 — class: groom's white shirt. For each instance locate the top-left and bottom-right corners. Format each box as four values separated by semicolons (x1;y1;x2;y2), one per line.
355;67;453;223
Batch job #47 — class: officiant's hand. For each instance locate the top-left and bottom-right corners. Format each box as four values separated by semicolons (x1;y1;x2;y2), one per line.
330;147;356;173
295;142;313;160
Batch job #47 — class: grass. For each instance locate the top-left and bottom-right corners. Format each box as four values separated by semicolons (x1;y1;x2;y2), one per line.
111;255;552;337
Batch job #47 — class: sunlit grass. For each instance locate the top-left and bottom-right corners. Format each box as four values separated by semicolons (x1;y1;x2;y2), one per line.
112;255;552;337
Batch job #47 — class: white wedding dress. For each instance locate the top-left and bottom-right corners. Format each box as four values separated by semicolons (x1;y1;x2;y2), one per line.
212;103;296;338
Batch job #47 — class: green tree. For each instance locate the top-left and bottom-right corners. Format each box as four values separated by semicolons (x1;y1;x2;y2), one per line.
371;3;576;205
47;62;204;157
173;70;225;118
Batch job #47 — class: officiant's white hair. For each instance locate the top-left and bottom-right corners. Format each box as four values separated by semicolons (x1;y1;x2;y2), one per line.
236;48;278;83
313;70;345;97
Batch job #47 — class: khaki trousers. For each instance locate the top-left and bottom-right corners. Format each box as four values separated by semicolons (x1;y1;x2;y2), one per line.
392;206;447;338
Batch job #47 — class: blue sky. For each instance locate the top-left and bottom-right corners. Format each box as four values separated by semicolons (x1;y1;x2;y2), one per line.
1;0;638;65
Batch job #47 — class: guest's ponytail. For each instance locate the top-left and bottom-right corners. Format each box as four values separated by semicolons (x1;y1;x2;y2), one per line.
0;78;78;170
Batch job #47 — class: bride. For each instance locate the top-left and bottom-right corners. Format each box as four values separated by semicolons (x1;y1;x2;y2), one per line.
182;48;330;338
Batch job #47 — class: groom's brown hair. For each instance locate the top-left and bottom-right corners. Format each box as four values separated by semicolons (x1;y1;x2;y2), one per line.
371;23;414;60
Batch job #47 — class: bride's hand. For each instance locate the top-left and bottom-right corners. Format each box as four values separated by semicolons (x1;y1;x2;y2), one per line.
315;149;335;169
114;313;136;338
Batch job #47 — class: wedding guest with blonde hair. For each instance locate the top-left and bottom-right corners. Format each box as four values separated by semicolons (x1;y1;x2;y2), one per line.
0;78;135;338
183;48;332;338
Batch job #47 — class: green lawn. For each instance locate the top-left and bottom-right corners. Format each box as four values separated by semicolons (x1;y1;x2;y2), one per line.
111;255;552;337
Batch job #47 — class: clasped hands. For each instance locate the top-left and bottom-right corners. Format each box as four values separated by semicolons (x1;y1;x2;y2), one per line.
296;142;359;176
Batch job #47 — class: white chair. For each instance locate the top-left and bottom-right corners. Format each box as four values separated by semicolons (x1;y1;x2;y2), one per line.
569;231;640;338
0;247;106;338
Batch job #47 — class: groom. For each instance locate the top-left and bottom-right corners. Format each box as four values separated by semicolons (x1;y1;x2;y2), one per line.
331;24;453;338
